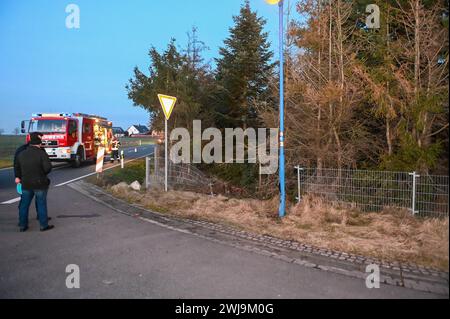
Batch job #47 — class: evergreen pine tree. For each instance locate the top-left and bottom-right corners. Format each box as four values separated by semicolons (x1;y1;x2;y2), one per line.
214;0;275;128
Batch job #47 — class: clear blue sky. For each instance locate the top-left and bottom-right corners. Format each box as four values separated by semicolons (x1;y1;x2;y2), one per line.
0;0;298;134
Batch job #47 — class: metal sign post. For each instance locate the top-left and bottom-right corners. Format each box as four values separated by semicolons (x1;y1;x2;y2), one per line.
157;94;177;192
165;117;168;191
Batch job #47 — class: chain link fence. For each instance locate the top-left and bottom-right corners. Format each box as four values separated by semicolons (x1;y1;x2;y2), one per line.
294;167;449;218
145;154;213;194
142;144;448;218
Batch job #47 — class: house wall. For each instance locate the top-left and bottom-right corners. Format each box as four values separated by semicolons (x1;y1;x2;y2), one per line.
127;127;139;135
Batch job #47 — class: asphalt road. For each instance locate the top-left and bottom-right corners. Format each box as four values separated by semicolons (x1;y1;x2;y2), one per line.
0;144;444;298
0;144;154;204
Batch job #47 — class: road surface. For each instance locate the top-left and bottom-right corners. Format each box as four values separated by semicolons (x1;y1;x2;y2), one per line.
0;144;444;298
0;144;154;204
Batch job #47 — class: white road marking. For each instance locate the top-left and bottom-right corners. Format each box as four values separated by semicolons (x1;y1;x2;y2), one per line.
1;197;20;204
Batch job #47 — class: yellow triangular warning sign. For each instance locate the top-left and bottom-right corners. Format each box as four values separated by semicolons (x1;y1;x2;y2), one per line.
157;94;177;120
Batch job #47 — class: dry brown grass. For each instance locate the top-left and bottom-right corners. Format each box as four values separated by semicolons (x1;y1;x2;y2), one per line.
108;183;449;271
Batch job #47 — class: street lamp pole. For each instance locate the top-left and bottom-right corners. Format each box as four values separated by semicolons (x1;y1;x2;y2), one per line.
277;0;286;217
266;0;286;217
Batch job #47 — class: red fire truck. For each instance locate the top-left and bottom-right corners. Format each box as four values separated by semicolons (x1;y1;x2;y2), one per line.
21;113;113;167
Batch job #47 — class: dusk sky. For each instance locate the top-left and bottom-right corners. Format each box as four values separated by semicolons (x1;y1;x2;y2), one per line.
0;0;299;134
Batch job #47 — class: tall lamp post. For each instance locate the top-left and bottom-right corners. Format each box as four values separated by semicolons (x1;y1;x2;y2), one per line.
266;0;286;218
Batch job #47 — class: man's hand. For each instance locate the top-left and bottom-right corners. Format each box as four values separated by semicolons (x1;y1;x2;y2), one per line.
15;178;21;184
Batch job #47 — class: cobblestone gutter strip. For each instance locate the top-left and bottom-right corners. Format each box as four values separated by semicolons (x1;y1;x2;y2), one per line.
69;181;449;296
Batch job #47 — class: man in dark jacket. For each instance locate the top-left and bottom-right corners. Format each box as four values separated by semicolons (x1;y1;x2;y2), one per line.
13;132;49;221
15;133;54;232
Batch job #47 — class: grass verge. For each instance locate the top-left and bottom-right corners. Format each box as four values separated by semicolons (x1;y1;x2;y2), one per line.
87;159;146;186
0;159;12;169
87;161;449;271
0;135;25;169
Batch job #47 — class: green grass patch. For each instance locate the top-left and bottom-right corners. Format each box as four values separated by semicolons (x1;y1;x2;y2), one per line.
0;135;25;168
119;137;156;148
0;159;12;169
0;134;25;147
88;159;146;187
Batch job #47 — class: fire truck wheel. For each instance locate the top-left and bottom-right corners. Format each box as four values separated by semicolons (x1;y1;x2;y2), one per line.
72;148;83;168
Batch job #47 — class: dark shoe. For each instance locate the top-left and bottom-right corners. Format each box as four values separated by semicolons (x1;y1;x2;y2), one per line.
40;225;55;232
19;227;28;232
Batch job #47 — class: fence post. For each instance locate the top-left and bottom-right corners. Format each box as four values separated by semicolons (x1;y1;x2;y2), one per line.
294;166;304;203
154;145;159;179
145;156;149;190
409;171;420;215
209;182;214;197
258;161;262;190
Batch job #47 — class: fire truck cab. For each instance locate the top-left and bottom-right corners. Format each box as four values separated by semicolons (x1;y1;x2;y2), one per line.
21;113;113;167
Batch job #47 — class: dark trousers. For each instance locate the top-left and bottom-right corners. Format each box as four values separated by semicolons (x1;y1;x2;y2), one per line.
111;150;119;162
18;196;39;218
19;189;49;229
